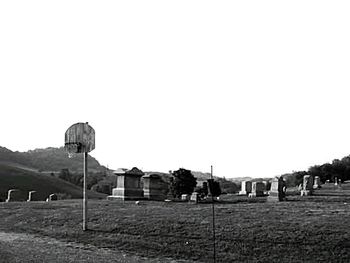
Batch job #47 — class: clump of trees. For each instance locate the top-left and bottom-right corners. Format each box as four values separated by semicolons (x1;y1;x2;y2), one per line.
169;168;197;198
283;156;350;187
58;168;105;189
308;157;350;183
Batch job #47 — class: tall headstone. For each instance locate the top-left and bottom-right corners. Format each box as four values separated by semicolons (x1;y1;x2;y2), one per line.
142;173;169;201
190;192;199;203
6;189;22;202
268;177;287;201
27;191;40;201
250;182;265;197
239;181;252;195
313;176;321;189
300;175;313;196
108;167;144;200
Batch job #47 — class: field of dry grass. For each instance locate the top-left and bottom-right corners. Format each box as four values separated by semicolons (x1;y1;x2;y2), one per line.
1;183;350;262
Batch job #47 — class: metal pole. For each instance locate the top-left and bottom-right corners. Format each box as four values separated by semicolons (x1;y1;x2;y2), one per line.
211;165;216;263
83;151;88;231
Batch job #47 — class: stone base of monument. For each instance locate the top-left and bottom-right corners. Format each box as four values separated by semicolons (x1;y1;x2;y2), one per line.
249;191;264;198
143;189;166;201
107;187;144;200
238;191;249;195
267;191;286;202
300;190;312;196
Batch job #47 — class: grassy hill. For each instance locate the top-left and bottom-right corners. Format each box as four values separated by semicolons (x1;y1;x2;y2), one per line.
0;146;106;173
0;164;107;201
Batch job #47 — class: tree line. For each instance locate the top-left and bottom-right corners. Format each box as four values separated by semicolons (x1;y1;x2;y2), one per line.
284;156;350;187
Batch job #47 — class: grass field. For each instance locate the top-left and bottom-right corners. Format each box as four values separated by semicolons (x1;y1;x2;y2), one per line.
0;164;106;201
1;183;350;262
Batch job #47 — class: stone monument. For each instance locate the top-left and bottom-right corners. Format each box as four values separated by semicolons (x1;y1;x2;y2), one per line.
142;173;169;201
27;191;40;201
300;175;313;196
313;176;321;189
190;192;199;203
6;189;22;202
250;182;265;197
181;194;190;201
268;176;287;201
238;181;252;195
108;167;144;200
47;193;58;201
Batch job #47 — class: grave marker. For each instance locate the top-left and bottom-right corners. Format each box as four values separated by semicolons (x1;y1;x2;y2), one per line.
300;175;313;196
6;189;22;202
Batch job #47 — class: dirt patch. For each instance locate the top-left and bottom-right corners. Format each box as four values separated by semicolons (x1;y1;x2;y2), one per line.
0;231;194;263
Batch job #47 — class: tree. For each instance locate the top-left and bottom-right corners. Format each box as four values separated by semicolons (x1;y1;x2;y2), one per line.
169;168;197;198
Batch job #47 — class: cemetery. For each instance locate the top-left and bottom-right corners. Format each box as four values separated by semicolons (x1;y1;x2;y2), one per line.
0;123;349;261
1;173;350;262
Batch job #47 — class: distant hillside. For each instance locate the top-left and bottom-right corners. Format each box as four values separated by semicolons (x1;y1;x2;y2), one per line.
0;164;106;201
0;146;106;173
191;171;218;182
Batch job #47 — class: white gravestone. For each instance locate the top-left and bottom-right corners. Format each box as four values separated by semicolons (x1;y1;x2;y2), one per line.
268;177;287;201
300;175;313;196
239;181;252;195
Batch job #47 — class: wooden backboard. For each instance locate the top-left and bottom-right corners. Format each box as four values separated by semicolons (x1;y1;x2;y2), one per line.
64;122;95;153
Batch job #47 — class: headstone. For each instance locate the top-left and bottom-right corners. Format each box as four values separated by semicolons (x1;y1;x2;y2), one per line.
27;191;40;201
190;192;199;203
181;194;190;201
6;189;22;202
48;193;58;201
250;182;265;197
313;176;321;189
268;177;287;201
300;175;313;196
142;173;169;201
238;181;252;195
107;167;144;200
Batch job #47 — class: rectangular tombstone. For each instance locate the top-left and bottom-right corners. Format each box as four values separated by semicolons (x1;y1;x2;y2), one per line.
190;192;199;203
108;167;144;201
301;175;313;196
238;181;252;195
27;191;41;201
268;177;286;202
47;193;58;201
6;189;23;202
142;174;169;201
313;176;321;189
250;182;265;197
181;194;190;201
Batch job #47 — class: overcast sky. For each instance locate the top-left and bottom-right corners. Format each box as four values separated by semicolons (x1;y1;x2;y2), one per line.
1;1;350;178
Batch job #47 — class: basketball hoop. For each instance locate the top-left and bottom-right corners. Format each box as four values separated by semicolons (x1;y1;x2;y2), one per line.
64;122;95;231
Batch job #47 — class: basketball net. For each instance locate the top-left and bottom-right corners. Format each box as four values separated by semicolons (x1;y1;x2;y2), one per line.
66;143;78;158
68;152;76;159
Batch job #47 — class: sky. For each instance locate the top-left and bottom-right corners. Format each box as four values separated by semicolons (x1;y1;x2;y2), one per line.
1;1;350;178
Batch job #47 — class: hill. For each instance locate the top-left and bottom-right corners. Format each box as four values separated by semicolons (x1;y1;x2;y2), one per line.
0;164;106;201
0;146;106;173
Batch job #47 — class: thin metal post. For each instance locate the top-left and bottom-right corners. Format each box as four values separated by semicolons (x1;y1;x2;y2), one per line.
83;151;88;231
211;165;216;263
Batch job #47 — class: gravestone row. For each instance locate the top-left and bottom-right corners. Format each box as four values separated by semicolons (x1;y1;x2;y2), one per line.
3;189;59;202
